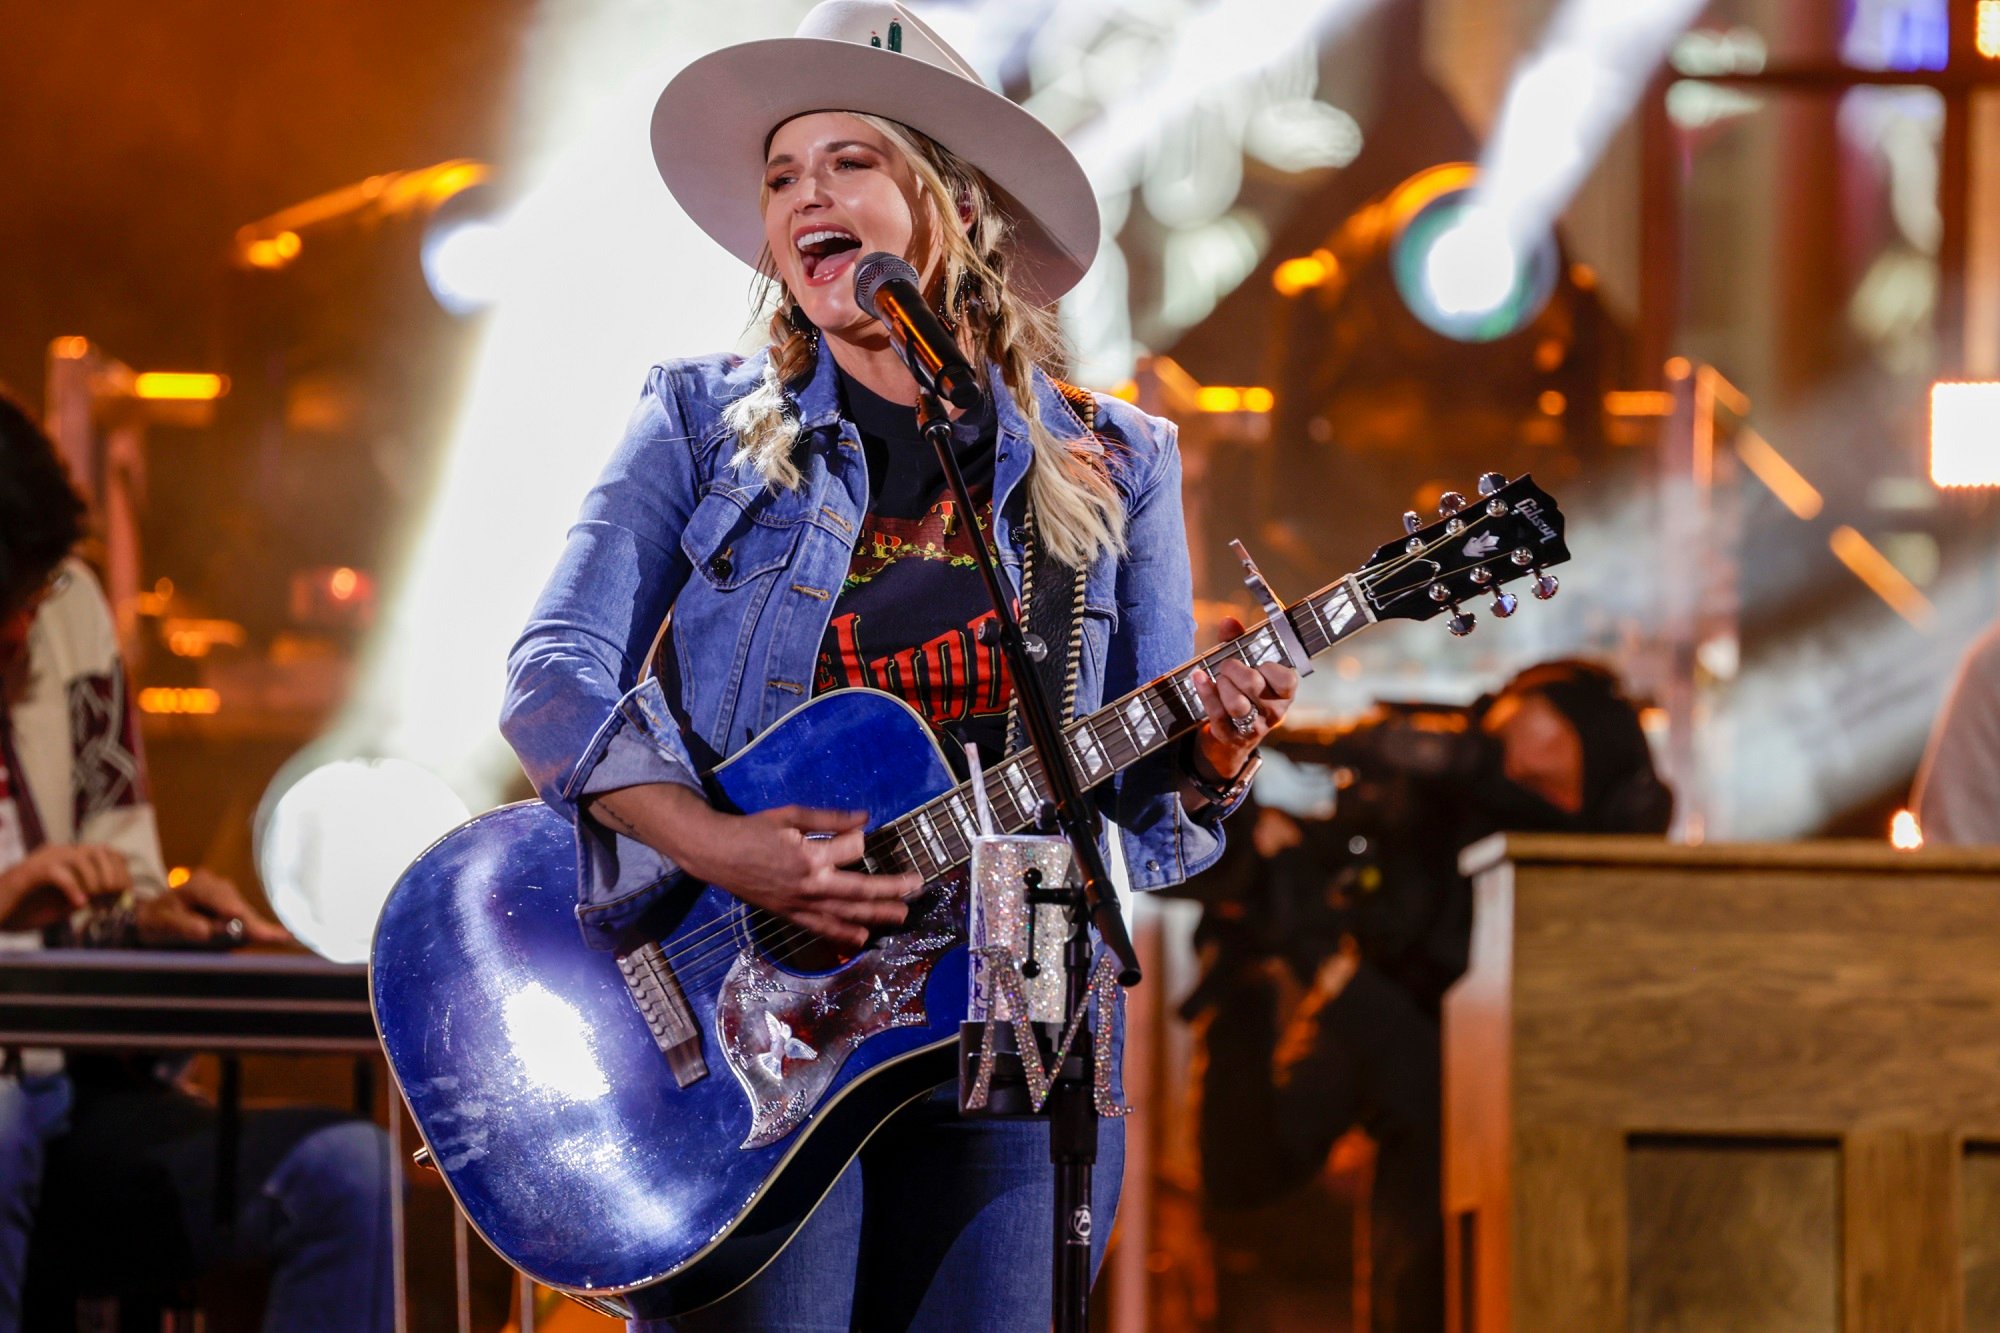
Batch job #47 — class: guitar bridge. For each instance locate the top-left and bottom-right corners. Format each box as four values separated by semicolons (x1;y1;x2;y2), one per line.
616;942;708;1087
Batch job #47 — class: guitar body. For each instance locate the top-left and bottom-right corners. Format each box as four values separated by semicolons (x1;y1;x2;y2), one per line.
371;690;973;1316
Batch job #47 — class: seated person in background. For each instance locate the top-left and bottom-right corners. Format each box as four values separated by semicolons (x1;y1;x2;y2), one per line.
0;392;395;1332
1185;660;1671;1333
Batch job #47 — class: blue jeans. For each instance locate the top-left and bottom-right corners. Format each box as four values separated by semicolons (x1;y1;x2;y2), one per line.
0;1073;396;1333
0;1074;71;1330
636;1089;1126;1332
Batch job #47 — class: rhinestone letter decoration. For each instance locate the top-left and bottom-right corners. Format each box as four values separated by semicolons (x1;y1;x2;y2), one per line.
961;948;1133;1119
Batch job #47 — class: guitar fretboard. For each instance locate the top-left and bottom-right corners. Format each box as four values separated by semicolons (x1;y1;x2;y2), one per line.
859;573;1376;882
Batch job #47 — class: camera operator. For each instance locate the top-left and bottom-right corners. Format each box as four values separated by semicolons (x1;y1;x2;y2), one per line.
1181;660;1671;1333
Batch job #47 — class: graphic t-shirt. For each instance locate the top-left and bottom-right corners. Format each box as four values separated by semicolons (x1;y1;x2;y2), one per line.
814;369;1014;767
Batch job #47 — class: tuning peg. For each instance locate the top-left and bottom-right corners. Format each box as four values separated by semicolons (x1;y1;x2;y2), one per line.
1447;609;1477;636
1511;547;1534;568
1438;491;1467;516
1429;583;1451;603
1477;471;1507;497
1532;571;1559;601
1403;510;1423;535
1490;590;1518;618
1469;566;1492;585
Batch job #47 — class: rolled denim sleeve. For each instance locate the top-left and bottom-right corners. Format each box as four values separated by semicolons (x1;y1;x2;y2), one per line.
499;368;709;944
1102;415;1233;891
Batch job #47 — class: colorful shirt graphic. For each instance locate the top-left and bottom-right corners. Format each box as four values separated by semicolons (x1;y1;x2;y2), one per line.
814;370;1014;765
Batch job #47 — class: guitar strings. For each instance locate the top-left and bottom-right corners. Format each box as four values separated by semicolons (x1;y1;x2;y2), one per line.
646;504;1541;984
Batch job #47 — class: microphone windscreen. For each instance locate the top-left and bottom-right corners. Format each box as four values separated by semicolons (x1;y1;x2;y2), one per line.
853;251;920;320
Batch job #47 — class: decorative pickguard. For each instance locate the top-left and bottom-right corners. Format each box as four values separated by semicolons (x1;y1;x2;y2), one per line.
717;872;965;1149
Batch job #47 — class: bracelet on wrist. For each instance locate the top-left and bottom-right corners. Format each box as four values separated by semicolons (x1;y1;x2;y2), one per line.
1178;734;1262;807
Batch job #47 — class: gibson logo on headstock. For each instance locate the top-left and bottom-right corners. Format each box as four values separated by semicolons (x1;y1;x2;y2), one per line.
1515;497;1560;545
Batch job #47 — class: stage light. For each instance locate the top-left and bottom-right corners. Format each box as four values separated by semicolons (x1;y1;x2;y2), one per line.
1735;429;1824;521
420;207;509;317
1273;251;1336;296
1979;1;2000;59
1604;391;1674;417
1828;526;1935;628
256;756;471;964
241;231;302;271
1930;381;2000;487
1387;167;1558;343
132;372;229;401
1194;385;1275;413
1469;0;1703;271
138;687;221;715
1890;809;1923;850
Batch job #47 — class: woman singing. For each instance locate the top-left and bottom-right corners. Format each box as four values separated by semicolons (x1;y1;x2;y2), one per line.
499;3;1297;1327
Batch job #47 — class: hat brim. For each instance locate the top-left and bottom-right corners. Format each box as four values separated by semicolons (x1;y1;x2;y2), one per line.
652;36;1099;306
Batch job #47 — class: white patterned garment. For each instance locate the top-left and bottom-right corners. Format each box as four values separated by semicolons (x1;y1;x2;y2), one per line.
1;558;166;896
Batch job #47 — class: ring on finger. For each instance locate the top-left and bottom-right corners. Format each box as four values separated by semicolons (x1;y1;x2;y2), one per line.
1227;709;1258;737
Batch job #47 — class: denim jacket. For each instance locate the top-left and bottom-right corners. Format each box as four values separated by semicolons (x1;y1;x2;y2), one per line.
500;336;1231;950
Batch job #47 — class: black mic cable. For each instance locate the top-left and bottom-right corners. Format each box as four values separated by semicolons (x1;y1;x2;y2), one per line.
851;252;985;411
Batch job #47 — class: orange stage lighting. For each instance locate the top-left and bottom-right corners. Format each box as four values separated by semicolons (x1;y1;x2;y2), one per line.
138;687;222;716
1890;809;1924;851
1603;391;1673;417
1194;386;1275;414
133;373;229;402
1736;430;1824;521
1272;250;1338;297
1828;526;1935;628
1979;0;2000;58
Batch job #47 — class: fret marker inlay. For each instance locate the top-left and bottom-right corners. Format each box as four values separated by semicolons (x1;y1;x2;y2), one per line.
1124;697;1158;746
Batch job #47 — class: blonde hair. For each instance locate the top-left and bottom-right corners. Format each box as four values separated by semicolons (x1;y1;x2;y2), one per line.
723;114;1125;568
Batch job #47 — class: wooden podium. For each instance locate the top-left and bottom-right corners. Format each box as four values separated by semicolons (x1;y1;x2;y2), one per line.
1445;835;2000;1333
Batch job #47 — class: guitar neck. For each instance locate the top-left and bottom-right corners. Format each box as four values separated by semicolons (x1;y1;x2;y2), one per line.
859;573;1376;882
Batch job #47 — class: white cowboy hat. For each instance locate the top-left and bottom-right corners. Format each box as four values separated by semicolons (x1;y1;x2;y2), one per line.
651;1;1100;305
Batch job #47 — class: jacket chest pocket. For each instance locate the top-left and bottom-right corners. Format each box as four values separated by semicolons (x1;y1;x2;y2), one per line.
680;492;804;592
672;492;810;748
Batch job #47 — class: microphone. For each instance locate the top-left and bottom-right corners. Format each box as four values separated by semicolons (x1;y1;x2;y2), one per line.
852;252;985;411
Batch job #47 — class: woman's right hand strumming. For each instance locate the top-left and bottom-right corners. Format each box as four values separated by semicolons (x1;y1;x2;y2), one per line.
589;782;918;949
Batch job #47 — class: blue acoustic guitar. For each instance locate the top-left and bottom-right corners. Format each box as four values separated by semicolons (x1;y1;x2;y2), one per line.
370;474;1569;1319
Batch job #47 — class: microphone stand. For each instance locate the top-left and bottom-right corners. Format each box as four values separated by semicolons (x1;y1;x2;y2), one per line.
913;386;1140;1333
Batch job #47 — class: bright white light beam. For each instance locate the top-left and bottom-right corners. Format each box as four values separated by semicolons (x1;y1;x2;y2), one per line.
1472;0;1706;251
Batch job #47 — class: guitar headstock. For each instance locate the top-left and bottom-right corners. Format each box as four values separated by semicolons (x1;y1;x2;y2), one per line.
1357;473;1570;635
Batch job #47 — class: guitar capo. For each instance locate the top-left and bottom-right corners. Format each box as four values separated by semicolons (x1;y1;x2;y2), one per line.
1228;539;1314;678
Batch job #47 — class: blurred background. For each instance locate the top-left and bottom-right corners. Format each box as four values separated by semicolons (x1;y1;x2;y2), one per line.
5;0;1998;1328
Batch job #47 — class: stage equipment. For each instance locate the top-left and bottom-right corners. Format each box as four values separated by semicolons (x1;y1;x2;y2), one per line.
368;476;1569;1321
1386;165;1560;344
